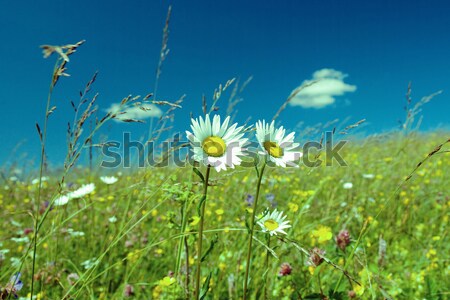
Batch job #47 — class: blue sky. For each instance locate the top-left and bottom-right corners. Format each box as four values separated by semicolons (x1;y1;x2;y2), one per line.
1;0;449;166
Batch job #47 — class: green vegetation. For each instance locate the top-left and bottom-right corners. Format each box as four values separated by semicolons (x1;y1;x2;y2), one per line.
1;132;448;299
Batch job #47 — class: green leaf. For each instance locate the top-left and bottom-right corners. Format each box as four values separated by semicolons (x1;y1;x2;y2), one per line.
200;271;212;300
252;236;279;260
197;195;206;216
193;167;205;183
328;289;345;300
425;275;438;300
244;214;251;234
201;234;219;262
254;164;259;178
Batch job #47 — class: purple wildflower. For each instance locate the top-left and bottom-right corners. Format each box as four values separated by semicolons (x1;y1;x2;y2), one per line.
308;248;325;267
1;273;23;299
123;284;134;297
278;262;293;276
67;273;80;286
23;228;33;235
336;229;351;251
245;194;254;206
265;193;277;208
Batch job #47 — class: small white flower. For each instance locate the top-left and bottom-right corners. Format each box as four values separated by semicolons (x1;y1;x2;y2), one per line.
343;182;353;189
100;176;118;185
11;237;30;243
362;174;375;179
54;183;96;206
54;195;70;206
10;257;21;268
67;228;85;237
69;183;95;199
108;216;118;223
186;114;247;172
31;176;49;185
255;120;302;167
0;249;10;256
257;209;291;236
81;258;98;270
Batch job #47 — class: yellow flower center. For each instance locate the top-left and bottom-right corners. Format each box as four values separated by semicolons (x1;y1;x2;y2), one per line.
263;141;283;158
264;219;279;231
202;136;226;157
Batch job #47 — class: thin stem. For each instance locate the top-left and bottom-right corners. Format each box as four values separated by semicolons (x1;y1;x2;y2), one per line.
243;162;267;299
147;6;171;142
30;60;58;299
176;197;190;298
318;268;324;297
333;220;368;293
175;203;186;274
194;165;211;300
184;235;191;298
264;235;271;300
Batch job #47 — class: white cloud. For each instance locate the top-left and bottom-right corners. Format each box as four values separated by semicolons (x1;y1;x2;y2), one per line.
107;103;162;122
289;68;356;109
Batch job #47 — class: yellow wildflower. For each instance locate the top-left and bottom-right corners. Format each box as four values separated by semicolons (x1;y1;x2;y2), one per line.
311;225;332;244
159;276;175;287
288;202;298;212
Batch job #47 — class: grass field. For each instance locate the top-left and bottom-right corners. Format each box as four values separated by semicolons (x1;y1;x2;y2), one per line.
0;33;449;300
1;130;449;299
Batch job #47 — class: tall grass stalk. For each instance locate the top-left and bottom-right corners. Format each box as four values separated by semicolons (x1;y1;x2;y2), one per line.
243;161;266;299
30;57;61;299
147;5;171;142
194;165;211;300
263;235;271;300
175;178;195;298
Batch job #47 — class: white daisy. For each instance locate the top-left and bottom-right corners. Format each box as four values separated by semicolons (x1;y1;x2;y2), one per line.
69;183;96;198
343;182;353;189
54;195;70;206
362;173;375;179
186;114;247;172
255;120;302;167
100;176;118;185
257;209;291;236
54;183;96;206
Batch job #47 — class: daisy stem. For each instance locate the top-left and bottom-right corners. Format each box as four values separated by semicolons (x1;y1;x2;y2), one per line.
243;161;266;299
195;165;211;300
264;235;271;300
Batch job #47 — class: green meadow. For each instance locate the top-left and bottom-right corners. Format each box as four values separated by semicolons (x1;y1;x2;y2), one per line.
1;128;449;299
0;29;449;300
